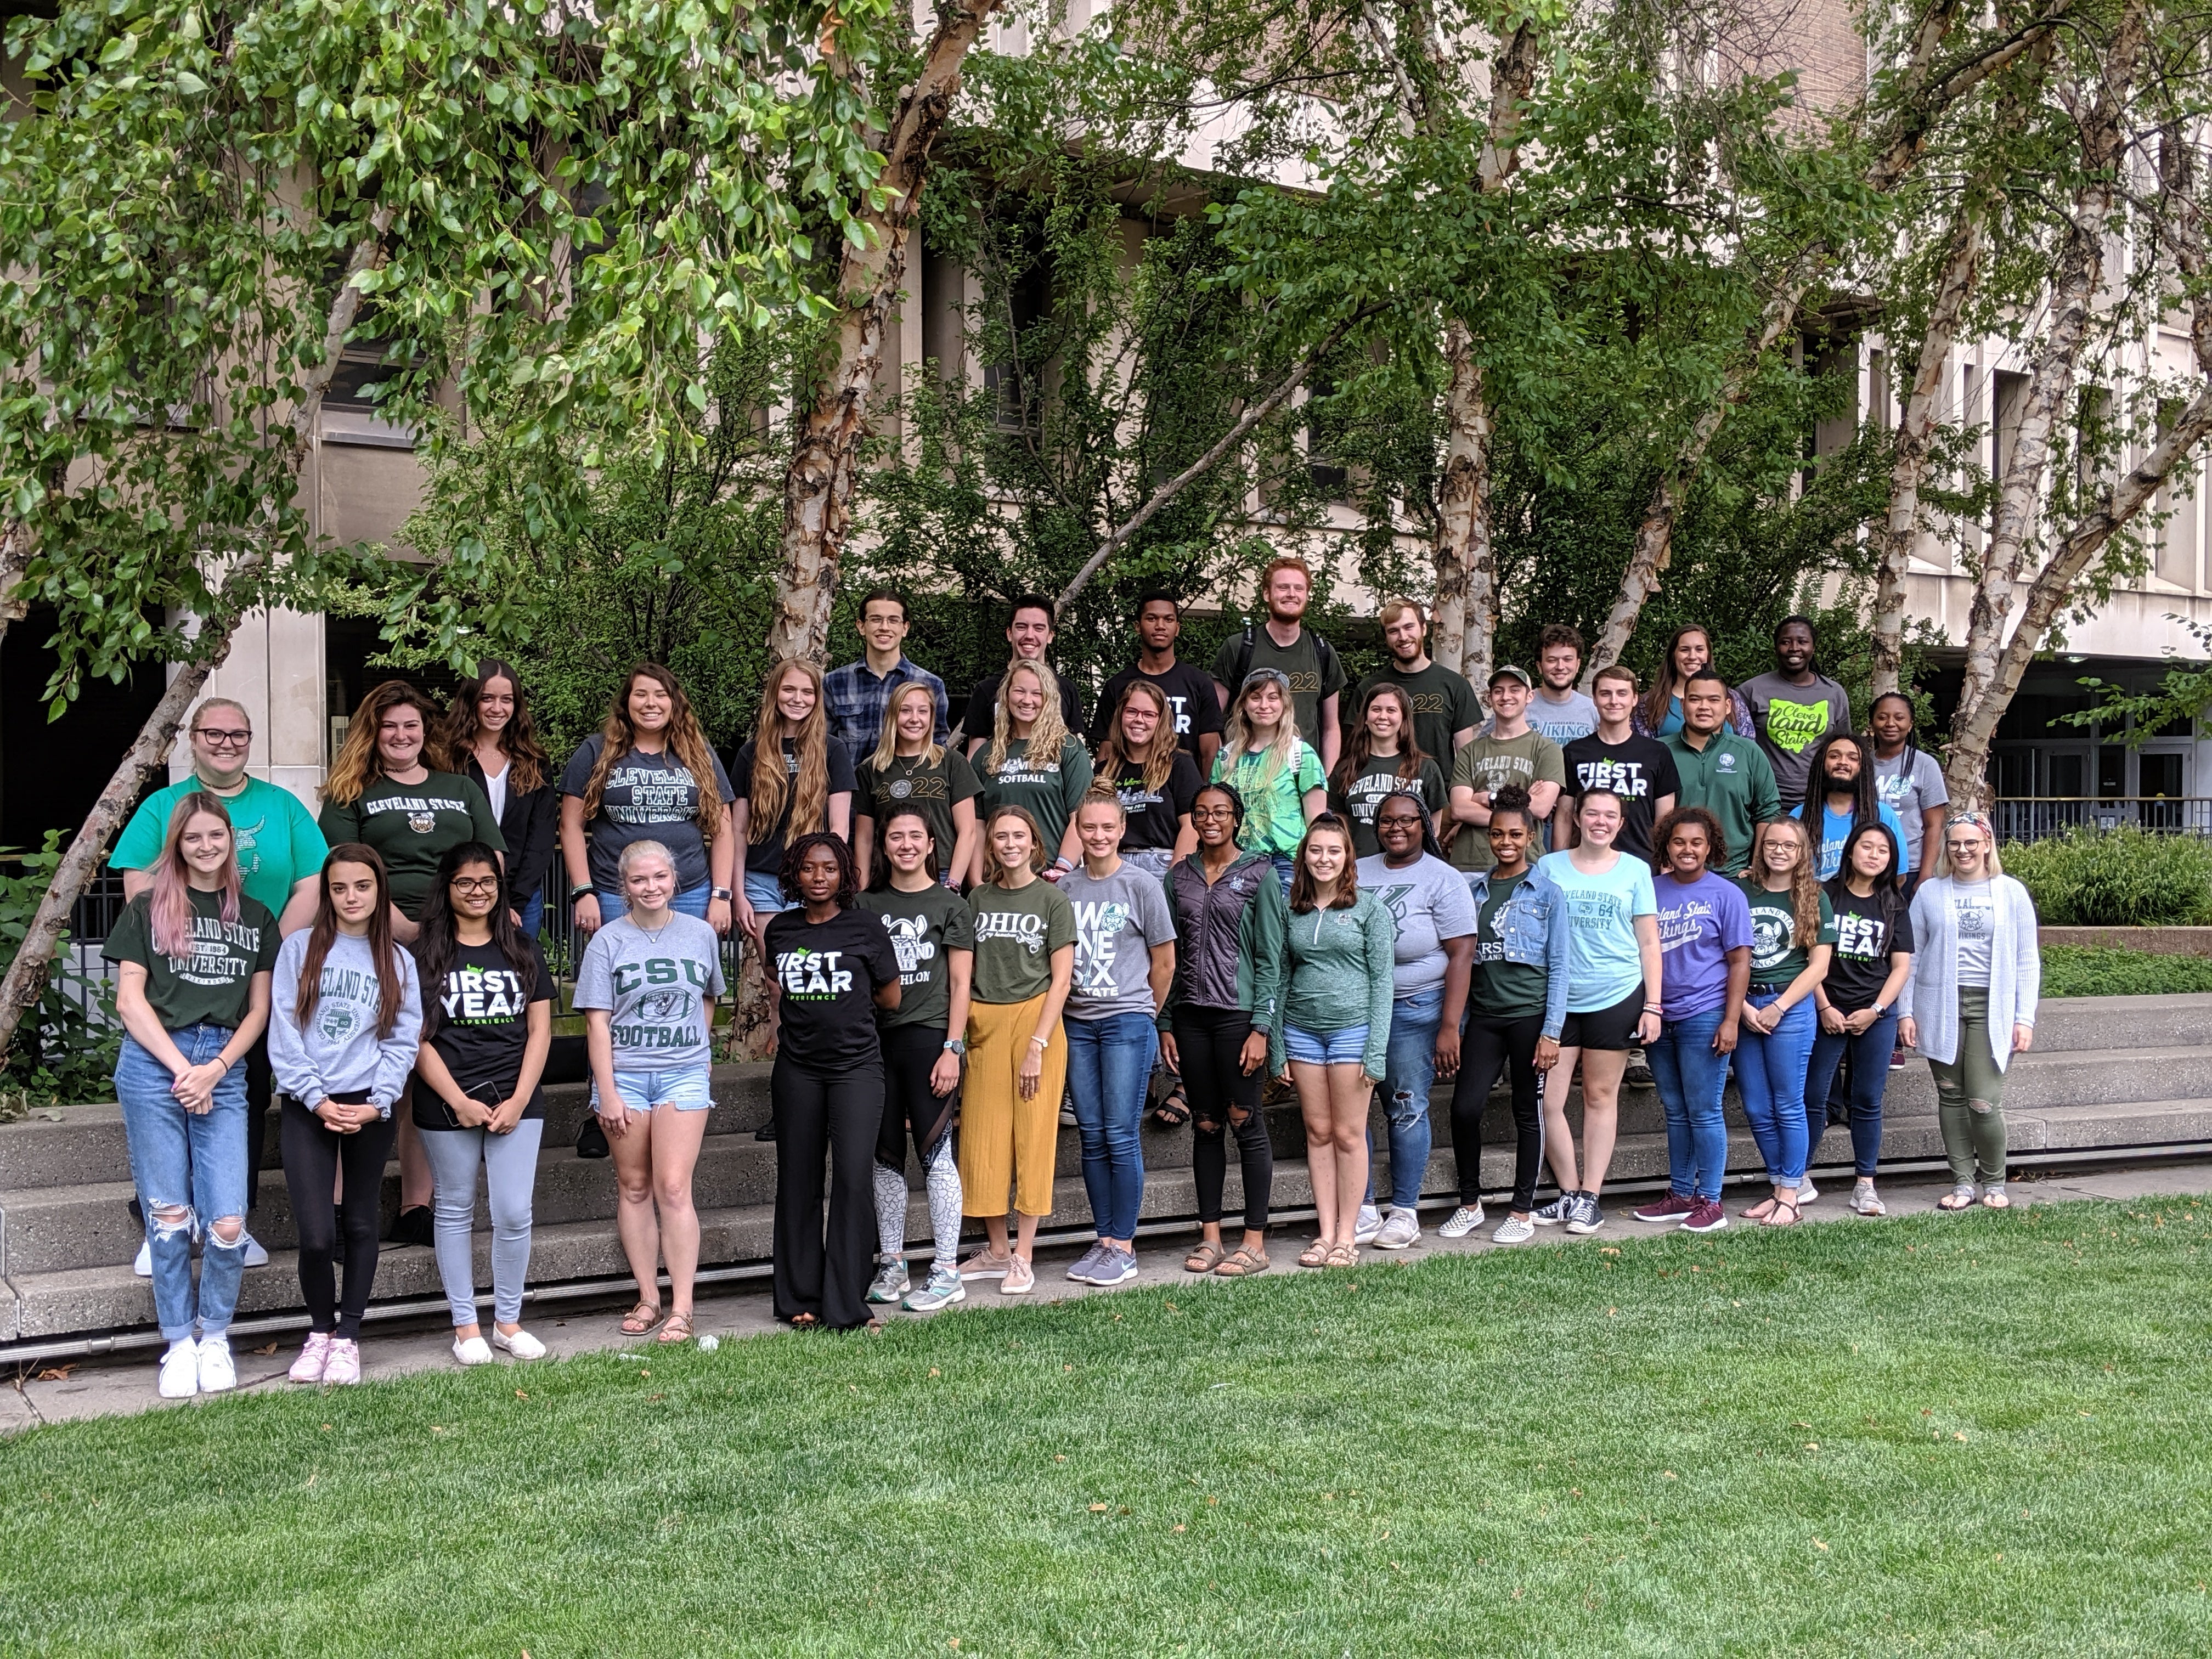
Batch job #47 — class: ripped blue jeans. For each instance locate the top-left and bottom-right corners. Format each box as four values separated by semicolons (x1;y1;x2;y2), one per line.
116;1026;249;1342
1364;985;1442;1212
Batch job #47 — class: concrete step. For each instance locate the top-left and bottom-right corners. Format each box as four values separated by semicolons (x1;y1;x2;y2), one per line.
2015;993;2212;1054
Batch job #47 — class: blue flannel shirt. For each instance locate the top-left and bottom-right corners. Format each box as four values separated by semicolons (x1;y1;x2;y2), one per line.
823;656;951;757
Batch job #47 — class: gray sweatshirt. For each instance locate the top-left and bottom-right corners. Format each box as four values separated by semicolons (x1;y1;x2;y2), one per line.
269;930;425;1116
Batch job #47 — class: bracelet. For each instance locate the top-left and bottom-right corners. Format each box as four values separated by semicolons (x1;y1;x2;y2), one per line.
1027;1035;1048;1048
213;1056;232;1074
1641;1004;1663;1014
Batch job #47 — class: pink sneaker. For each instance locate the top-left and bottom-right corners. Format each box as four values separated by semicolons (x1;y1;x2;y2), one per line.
321;1337;363;1385
288;1331;333;1383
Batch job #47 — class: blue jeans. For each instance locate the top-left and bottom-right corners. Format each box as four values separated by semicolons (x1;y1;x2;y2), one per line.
1364;985;1442;1211
1268;853;1295;897
742;870;789;916
1804;1008;1902;1177
1649;1007;1731;1203
1736;994;1816;1186
116;1027;249;1342
598;880;713;922
1064;1012;1155;1240
516;886;545;944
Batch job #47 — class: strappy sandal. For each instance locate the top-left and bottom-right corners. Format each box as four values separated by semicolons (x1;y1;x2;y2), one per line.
1324;1242;1359;1268
1742;1195;1779;1221
788;1312;820;1329
1937;1185;1977;1211
619;1301;664;1335
1297;1238;1331;1268
1761;1198;1802;1227
1153;1079;1191;1129
1184;1240;1226;1273
1215;1245;1270;1277
1980;1186;2011;1210
656;1312;694;1345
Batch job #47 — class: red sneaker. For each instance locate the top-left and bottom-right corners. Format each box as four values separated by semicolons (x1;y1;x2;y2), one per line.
1680;1199;1729;1233
1631;1193;1697;1223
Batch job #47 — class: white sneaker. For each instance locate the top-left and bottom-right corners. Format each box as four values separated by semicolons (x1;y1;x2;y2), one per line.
1353;1204;1384;1245
1491;1214;1537;1244
453;1335;494;1367
133;1239;152;1278
492;1327;548;1361
322;1337;362;1385
157;1338;199;1398
1373;1208;1422;1250
1439;1204;1486;1238
196;1337;236;1393
241;1233;270;1268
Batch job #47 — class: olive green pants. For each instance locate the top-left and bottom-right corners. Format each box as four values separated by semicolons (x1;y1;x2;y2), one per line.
1928;987;2008;1186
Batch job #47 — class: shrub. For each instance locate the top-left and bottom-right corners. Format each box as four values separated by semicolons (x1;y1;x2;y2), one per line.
2001;826;2212;927
0;832;122;1106
2040;947;2212;998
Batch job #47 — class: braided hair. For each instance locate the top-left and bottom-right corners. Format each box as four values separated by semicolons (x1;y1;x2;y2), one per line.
777;830;859;910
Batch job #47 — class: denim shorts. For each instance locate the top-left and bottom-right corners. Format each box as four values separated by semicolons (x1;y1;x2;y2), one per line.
743;870;789;915
1282;1023;1370;1066
599;1065;714;1113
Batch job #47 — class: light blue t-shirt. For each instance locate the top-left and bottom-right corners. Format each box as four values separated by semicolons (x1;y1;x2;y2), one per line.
1793;801;1910;881
1537;849;1657;1013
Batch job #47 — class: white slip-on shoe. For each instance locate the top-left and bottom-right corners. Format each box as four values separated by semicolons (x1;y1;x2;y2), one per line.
453;1335;494;1367
492;1327;548;1361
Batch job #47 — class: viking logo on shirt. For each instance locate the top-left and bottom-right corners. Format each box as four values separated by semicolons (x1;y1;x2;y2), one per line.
876;913;938;981
775;948;853;996
408;810;438;834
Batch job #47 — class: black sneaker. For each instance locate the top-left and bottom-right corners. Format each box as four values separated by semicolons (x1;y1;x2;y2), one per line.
755;1120;778;1142
1531;1195;1572;1226
575;1117;611;1160
1565;1192;1606;1235
390;1204;435;1248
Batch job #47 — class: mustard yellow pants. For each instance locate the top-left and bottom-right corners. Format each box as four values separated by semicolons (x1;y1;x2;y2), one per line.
960;995;1066;1218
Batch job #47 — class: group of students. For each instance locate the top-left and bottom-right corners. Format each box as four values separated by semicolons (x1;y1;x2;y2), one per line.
100;567;2042;1390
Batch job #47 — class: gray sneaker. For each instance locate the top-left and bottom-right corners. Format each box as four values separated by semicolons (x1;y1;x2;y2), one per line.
866;1259;911;1304
1066;1242;1110;1284
902;1265;967;1312
1353;1204;1385;1245
1373;1208;1422;1250
1090;1247;1138;1286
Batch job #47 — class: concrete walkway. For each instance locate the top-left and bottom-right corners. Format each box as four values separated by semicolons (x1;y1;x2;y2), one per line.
8;1159;2207;1431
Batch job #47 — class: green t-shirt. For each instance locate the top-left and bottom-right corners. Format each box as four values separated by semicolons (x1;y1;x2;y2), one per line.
1210;626;1346;750
1467;870;1549;1020
318;771;507;921
856;748;982;876
1333;754;1447;859
967;878;1078;1006
859;883;976;1032
1347;661;1482;770
111;776;329;918
1449;730;1567;871
977;737;1092;860
1736;878;1837;986
103;887;281;1032
1212;740;1327;857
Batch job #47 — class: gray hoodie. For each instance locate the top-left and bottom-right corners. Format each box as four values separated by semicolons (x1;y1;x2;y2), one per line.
269;930;425;1116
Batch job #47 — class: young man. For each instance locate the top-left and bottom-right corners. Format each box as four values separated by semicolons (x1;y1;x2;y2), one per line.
1090;591;1223;772
1664;668;1781;877
823;588;951;756
1527;623;1601;747
1554;665;1679;865
1209;554;1344;769
1449;667;1565;874
1741;614;1850;803
1791;732;1909;880
960;593;1085;756
1345;597;1481;768
109;698;329;1274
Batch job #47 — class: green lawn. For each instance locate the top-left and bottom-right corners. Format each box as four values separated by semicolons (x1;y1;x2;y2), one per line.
2039;945;2212;998
7;1199;2211;1657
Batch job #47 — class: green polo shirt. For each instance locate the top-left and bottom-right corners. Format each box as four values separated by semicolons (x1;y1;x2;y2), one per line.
1663;727;1780;877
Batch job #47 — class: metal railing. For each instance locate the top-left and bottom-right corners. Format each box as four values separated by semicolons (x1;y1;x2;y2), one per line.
536;866;746;995
1993;797;2212;841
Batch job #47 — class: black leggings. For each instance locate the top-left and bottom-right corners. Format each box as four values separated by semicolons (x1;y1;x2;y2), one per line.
1175;1007;1272;1232
1451;1013;1546;1212
280;1094;397;1339
772;1057;883;1330
877;1023;957;1170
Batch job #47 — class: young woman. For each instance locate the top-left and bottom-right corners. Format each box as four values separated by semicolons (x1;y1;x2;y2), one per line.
408;843;557;1366
1095;679;1200;881
1793;732;1909;882
764;833;902;1330
1330;683;1447;861
1899;812;2040;1210
1869;692;1949;894
854;679;983;891
1632;624;1756;738
974;662;1092;884
732;658;856;941
1160;783;1286;1278
957;805;1077;1296
1212;667;1327;892
1807;822;1916;1217
559;662;737;934
575;838;728;1343
1059;787;1177;1286
1271;815;1396;1268
1724;817;1836;1223
1444;786;1568;1245
103;794;279;1398
857;805;974;1313
443;659;558;940
269;845;425;1385
1534;789;1662;1234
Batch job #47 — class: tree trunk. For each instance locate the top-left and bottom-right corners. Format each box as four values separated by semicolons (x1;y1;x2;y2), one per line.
0;517;30;648
768;0;1001;666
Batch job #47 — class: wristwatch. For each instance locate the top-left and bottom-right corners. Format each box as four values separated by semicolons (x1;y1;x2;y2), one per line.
943;1039;967;1056
711;886;733;901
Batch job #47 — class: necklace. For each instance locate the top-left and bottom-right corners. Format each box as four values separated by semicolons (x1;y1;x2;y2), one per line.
633;915;672;943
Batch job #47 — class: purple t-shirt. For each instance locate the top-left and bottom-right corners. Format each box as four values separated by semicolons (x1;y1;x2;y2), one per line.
1654;871;1752;1020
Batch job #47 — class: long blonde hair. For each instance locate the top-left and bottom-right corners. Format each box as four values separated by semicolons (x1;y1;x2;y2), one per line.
871;680;945;772
1221;672;1301;792
746;658;831;845
984;660;1070;776
323;681;449;808
1095;679;1176;795
1751;816;1824;947
580;663;724;841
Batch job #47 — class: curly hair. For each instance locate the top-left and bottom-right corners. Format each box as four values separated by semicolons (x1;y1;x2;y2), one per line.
1651;805;1728;873
1748;815;1826;944
778;830;857;909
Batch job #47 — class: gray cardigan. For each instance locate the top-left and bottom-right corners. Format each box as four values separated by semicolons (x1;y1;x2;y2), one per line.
1897;874;2040;1073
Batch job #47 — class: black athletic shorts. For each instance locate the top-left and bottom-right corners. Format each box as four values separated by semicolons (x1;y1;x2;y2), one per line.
1559;984;1645;1052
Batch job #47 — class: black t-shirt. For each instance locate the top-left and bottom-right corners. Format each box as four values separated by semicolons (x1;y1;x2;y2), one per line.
1110;752;1201;851
963;667;1084;747
1560;732;1681;864
730;737;859;878
1090;662;1224;760
764;906;901;1072
410;937;559;1127
1825;885;1916;1012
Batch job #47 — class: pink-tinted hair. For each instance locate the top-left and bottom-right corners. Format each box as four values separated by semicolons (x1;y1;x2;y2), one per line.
149;792;242;959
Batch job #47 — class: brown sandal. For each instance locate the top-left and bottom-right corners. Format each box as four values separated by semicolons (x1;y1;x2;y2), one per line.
1297;1238;1331;1268
657;1312;694;1344
1761;1198;1802;1228
1324;1242;1359;1268
1184;1240;1227;1273
619;1301;664;1335
1214;1245;1270;1277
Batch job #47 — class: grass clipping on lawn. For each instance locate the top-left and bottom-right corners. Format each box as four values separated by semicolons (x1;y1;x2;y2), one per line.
6;1198;2211;1655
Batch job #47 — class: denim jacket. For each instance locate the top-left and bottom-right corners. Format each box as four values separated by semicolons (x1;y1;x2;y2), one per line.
1462;864;1572;1041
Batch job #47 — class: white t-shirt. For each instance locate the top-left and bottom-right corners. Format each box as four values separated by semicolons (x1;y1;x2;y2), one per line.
481;760;510;823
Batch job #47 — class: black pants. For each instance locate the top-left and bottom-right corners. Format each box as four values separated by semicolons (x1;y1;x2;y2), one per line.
1175;1007;1272;1232
1451;1013;1545;1212
877;1023;956;1170
772;1057;883;1330
280;1094;397;1339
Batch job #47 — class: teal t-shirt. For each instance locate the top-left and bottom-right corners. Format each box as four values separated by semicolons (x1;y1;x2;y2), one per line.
111;776;330;918
1536;849;1657;1013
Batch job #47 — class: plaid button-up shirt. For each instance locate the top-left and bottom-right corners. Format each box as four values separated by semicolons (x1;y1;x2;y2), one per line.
823;655;952;758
